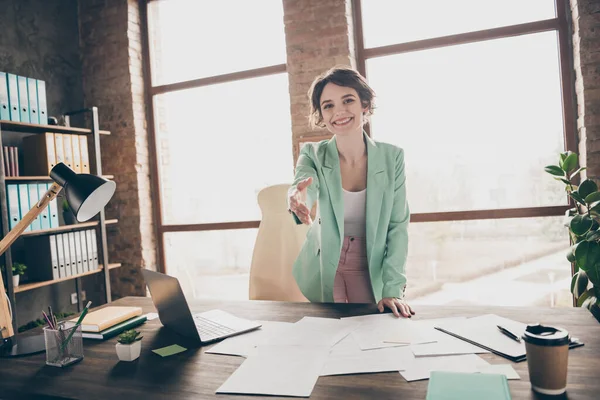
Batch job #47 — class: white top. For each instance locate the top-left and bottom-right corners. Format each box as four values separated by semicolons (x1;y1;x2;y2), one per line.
343;188;367;237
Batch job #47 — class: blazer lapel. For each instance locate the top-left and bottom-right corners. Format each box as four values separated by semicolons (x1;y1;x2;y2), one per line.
321;137;344;238
365;133;387;262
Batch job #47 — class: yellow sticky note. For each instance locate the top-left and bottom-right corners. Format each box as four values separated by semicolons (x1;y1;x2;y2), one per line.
152;344;187;357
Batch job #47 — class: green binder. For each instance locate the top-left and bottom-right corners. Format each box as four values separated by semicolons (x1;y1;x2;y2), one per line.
426;371;511;400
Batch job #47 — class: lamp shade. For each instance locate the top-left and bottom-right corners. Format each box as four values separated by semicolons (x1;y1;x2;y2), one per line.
50;162;116;222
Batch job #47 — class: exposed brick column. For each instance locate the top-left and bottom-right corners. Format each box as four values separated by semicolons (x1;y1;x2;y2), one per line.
283;0;357;163
571;0;600;177
78;0;156;297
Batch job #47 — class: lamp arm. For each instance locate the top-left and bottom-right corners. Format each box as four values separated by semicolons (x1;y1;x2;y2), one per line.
0;182;62;339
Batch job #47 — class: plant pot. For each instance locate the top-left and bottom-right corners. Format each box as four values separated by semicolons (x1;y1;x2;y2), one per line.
63;210;77;225
12;275;19;287
116;341;141;362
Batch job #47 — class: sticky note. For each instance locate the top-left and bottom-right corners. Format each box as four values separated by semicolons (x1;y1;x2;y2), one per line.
152;344;187;357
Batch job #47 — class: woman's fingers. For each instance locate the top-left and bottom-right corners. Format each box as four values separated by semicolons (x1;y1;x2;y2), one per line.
297;177;313;191
387;299;400;317
396;300;410;318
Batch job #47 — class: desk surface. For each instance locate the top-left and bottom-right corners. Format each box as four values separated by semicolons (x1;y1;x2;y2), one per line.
1;297;599;400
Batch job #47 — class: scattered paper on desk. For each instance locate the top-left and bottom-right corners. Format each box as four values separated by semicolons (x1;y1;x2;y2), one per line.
400;353;490;382
152;344;187;357
145;313;159;321
206;321;293;357
477;364;520;380
216;345;329;397
266;317;358;348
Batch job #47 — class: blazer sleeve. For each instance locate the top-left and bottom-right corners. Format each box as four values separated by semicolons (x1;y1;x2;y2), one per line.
381;148;410;299
288;144;320;225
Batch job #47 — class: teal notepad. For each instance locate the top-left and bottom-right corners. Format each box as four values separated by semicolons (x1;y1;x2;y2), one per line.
427;371;511;400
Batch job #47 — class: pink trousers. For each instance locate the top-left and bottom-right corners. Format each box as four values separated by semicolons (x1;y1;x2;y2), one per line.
333;236;375;303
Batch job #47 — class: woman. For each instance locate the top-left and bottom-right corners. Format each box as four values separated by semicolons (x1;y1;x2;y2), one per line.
288;66;414;318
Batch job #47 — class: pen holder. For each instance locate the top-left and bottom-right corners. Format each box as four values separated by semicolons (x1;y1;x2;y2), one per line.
44;323;84;367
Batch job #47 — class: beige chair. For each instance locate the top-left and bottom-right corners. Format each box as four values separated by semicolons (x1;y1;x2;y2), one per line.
249;184;308;302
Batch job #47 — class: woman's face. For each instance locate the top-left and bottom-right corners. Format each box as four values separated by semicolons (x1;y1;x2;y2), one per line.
319;83;367;136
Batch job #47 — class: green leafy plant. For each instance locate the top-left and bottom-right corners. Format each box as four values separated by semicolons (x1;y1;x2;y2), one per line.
117;329;143;345
0;262;27;276
545;151;600;310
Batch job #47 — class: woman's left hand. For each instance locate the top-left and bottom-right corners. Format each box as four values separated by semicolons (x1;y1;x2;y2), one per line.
377;297;415;318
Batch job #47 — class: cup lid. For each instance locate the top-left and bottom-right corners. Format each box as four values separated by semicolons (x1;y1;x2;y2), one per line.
522;324;570;346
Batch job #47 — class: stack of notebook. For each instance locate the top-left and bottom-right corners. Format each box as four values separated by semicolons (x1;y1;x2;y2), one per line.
68;306;147;340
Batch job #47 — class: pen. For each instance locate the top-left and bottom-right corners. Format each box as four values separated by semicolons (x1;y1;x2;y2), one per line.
497;325;521;343
61;301;92;350
42;311;54;329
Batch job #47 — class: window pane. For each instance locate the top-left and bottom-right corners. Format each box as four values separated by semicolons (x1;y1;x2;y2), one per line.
165;229;256;300
148;0;286;85
406;216;571;307
155;73;293;225
362;0;556;48
367;32;566;214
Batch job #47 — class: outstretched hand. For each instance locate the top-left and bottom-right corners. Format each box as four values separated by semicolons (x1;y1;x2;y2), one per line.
377;297;415;318
289;177;313;225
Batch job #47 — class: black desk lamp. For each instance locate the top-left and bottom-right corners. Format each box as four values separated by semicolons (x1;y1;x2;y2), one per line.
0;162;116;357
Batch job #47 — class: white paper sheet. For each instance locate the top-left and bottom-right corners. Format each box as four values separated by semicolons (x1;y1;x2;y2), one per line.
400;353;490;382
205;321;293;357
409;317;489;356
477;364;520;380
267;316;358;348
216;345;329;397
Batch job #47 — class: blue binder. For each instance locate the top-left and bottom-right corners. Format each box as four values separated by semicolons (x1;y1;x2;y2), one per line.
37;183;50;229
27;183;41;231
0;72;9;121
47;183;59;227
16;76;29;123
6;184;20;230
27;78;39;124
7;74;19;122
37;80;48;125
17;184;31;232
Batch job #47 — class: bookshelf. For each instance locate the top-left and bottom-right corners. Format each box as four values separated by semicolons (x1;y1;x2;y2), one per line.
0;107;119;335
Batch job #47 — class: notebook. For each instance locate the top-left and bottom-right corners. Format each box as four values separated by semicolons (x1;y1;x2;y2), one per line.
426;371;511;400
69;306;143;332
80;315;147;340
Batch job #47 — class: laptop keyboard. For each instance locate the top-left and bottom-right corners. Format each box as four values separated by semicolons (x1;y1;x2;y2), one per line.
193;315;236;341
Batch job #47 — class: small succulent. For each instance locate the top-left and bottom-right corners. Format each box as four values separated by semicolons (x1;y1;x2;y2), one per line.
117;329;143;345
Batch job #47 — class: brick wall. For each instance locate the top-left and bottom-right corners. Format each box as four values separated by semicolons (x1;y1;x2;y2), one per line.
283;0;357;161
78;0;156;298
571;0;600;177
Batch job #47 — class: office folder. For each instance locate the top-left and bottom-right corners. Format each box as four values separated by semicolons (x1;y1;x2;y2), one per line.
69;306;143;333
90;229;99;269
24;235;60;281
74;231;83;273
7;73;19;122
6;184;20;230
47;183;59;228
0;72;9;121
86;230;97;270
80;315;147;340
37;79;47;125
3;146;9;176
79;135;90;173
62;133;73;169
17;184;30;232
37;183;51;230
56;233;66;278
16;75;29;123
27;184;41;231
62;233;73;277
54;133;65;165
71;134;81;172
23;132;56;175
11;146;19;176
27;78;39;124
67;232;80;275
426;371;511;400
79;230;89;272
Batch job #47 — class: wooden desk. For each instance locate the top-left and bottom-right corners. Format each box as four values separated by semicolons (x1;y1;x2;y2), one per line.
1;297;599;399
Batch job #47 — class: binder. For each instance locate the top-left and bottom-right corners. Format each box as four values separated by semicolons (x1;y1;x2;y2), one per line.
61;233;72;277
74;231;84;274
37;183;51;230
22;132;56;175
91;229;99;269
24;235;60;281
37;79;47;125
11;146;19;176
67;231;79;275
17;184;31;232
71;134;81;172
7;73;19;122
62;133;73;169
426;371;511;400
27;78;39;124
16;75;29;123
27;184;41;231
3;146;9;176
0;72;9;121
6;184;20;230
47;183;59;228
54;133;65;165
56;233;66;278
87;230;98;270
79;135;90;173
80;230;89;273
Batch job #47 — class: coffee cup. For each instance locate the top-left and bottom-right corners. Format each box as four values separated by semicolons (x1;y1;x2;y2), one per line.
522;323;570;395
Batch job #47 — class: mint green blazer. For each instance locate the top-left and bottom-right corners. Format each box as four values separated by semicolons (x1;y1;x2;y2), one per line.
289;134;410;303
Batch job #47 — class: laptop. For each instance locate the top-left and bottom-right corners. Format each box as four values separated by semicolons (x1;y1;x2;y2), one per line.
142;269;261;344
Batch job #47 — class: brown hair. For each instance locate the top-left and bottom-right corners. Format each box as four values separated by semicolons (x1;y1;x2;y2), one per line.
307;66;376;129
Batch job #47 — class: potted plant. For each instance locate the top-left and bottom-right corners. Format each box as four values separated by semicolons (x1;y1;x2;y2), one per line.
1;263;27;287
62;198;77;225
545;151;600;322
116;329;143;362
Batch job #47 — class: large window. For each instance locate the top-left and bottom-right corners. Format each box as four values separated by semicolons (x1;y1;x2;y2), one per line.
145;0;291;300
356;0;575;307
